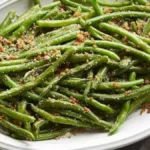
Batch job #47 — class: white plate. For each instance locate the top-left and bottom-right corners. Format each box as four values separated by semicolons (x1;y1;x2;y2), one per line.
0;1;150;150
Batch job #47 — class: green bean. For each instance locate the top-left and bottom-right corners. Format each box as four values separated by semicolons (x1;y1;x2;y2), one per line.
43;7;59;20
36;128;73;141
11;11;47;40
0;59;50;73
18;101;27;113
32;30;80;52
33;0;42;7
143;19;150;36
129;66;150;74
59;78;89;88
85;40;150;62
0;11;16;29
73;0;131;7
83;71;93;99
33;119;49;130
56;110;92;123
113;60;138;76
35;25;80;45
129;72;136;81
136;0;148;5
61;0;91;12
92;0;103;15
98;0;131;7
0;59;28;67
18;101;32;131
109;101;130;135
40;76;61;97
99;23;150;54
58;86;115;114
128;93;150;115
94;79;144;90
112;5;150;12
0;119;35;140
88;26;121;43
37;18;79;28
69;54;102;63
92;66;108;89
0;105;35;123
33;119;49;137
0;5;40;37
131;21;137;32
31;104;92;128
42;1;61;10
86;11;150;25
45;91;70;101
93;47;120;61
91;84;150;101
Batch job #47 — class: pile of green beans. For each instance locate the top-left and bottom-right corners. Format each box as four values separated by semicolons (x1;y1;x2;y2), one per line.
0;0;150;141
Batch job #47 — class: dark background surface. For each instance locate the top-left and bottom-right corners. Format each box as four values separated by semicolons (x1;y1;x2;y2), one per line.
117;138;148;150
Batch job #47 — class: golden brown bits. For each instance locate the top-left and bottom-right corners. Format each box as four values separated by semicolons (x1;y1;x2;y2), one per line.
69;97;78;104
7;55;18;60
125;90;131;95
53;113;60;116
113;82;119;87
122;22;131;31
16;38;26;49
0;43;5;52
73;12;81;17
105;8;112;14
145;79;150;85
93;44;97;48
0;115;4;120
122;37;128;44
84;107;91;113
77;34;85;42
44;55;50;60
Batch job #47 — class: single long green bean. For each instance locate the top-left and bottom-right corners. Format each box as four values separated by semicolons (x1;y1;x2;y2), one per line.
87;26;121;43
61;0;91;12
92;0;103;15
85;40;150;62
37;18;79;28
91;84;150;101
136;0;148;5
83;71;93;99
0;105;35;123
86;11;150;25
0;119;35;140
42;1;61;10
92;66;108;89
143;19;150;36
0;59;50;73
128;94;150;115
36;128;73;141
109;101;130;135
112;5;150;13
0;11;16;29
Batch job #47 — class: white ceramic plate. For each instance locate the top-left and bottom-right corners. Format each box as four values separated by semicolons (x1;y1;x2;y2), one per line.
1;0;150;150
